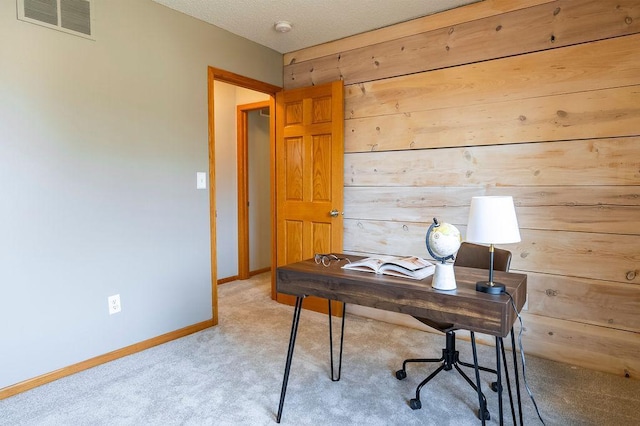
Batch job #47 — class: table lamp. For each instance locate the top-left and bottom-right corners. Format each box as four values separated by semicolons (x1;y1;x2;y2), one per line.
465;196;521;294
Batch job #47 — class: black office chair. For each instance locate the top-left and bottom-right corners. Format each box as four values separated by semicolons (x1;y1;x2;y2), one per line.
395;242;512;418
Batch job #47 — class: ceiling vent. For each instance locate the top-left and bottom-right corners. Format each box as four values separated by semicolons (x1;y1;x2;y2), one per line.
17;0;94;40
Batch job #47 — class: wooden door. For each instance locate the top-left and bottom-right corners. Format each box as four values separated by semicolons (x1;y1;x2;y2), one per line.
275;80;344;314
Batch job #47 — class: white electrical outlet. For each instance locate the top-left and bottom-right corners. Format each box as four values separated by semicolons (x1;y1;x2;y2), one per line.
108;294;121;315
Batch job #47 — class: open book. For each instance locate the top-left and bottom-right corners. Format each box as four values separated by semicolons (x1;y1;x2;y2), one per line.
342;255;435;280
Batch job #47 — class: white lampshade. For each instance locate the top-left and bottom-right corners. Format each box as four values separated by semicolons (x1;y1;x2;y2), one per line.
466;196;521;244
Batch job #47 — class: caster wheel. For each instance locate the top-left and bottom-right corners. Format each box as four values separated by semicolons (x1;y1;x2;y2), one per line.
409;398;422;410
490;381;499;392
396;370;407;380
477;408;491;421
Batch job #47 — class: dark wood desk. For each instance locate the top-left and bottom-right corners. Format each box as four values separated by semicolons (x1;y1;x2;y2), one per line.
275;256;527;423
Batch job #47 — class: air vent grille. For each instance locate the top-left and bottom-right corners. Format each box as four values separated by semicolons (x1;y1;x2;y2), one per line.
24;0;58;25
61;0;91;35
18;0;93;39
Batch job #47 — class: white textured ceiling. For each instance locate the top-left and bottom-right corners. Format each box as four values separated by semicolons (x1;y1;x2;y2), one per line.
151;0;481;54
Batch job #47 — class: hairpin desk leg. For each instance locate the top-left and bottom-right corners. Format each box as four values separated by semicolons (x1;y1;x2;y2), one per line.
499;337;517;424
471;332;488;425
276;296;304;423
328;301;346;381
495;337;503;424
510;328;523;425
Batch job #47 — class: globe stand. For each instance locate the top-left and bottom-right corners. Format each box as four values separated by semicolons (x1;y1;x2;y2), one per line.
425;218;460;291
432;262;456;291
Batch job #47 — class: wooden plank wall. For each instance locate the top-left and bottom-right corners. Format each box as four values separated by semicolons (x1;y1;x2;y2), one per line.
283;0;640;378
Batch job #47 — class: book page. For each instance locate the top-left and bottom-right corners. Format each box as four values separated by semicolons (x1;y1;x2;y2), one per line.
381;256;432;272
343;255;434;280
342;257;387;273
378;262;435;280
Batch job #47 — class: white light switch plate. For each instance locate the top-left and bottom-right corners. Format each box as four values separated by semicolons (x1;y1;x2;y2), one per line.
196;172;207;189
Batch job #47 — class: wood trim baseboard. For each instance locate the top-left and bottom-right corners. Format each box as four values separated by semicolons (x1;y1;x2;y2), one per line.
0;319;214;400
217;275;239;285
218;268;270;285
250;267;271;277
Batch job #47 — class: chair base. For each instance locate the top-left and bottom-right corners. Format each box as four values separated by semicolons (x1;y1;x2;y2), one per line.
396;330;495;420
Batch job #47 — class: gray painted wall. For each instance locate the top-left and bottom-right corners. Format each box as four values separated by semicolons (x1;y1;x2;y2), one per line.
0;0;282;389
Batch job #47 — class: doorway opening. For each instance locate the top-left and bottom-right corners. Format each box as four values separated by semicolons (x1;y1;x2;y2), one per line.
237;101;271;280
207;67;280;325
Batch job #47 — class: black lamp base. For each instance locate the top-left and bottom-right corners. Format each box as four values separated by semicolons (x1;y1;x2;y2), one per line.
476;281;506;294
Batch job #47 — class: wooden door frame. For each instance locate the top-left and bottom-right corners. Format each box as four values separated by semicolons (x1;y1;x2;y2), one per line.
237;100;270;280
207;67;280;325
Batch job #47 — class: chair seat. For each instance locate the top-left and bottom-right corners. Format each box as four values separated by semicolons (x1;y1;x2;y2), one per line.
414;317;456;333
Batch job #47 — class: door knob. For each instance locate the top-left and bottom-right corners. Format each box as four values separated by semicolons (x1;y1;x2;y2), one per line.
329;209;340;217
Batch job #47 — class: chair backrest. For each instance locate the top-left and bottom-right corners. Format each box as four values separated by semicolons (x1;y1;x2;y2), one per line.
453;242;511;272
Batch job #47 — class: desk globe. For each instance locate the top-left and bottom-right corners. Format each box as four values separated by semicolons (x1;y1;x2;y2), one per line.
425;218;461;290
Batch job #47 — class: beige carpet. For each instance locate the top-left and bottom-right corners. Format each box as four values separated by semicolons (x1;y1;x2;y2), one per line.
2;272;638;425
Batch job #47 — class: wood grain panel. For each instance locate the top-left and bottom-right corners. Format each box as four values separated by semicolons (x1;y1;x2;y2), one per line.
345;137;640;186
503;187;640;207
312;222;331;254
284;0;640;89
344;187;640;235
515;313;640;378
345;191;471;222
512;229;639;284
284;0;553;65
515;205;640;235
312;134;331;201
343;218;429;259
343;220;639;284
344;34;640;119
285;101;302;125
284;137;303;200
284;220;303;264
345;85;640;152
525;271;640;333
345;186;640;211
312;96;332;123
